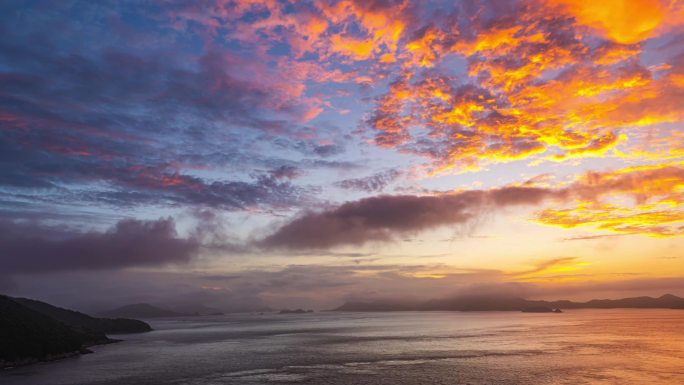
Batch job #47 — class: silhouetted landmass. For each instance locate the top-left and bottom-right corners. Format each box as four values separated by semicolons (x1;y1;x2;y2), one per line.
100;303;188;318
1;295;152;369
0;296;107;368
279;308;314;314
334;294;684;312
14;297;151;334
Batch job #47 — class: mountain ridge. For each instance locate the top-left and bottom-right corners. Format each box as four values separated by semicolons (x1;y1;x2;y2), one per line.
333;294;684;312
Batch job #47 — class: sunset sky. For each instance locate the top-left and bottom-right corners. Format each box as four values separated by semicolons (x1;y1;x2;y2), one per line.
1;0;683;311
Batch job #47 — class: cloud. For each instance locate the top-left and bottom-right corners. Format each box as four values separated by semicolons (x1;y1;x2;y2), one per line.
534;163;684;237
0;218;199;274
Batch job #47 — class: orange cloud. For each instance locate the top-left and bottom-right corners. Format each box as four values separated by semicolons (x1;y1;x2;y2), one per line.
329;34;375;60
451;25;527;57
405;26;445;67
365;1;683;172
549;0;666;44
534;163;684;237
318;0;407;61
536;203;684;237
365;59;655;171
173;0;683;174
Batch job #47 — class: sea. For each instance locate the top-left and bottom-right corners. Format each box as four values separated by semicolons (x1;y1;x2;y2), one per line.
2;309;683;385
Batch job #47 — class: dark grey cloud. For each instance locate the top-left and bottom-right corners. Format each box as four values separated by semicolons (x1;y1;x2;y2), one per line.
0;218;199;274
261;186;556;249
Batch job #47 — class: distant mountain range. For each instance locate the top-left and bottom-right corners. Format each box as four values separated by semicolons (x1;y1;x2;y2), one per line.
0;295;151;369
334;294;684;312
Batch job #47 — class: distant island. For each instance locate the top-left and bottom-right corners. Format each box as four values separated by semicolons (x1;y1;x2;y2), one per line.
334;294;684;312
1;295;151;369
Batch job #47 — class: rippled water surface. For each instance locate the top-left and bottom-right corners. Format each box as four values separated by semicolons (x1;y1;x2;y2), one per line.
2;309;683;384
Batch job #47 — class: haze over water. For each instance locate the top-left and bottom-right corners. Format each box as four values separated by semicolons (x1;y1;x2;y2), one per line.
3;310;683;385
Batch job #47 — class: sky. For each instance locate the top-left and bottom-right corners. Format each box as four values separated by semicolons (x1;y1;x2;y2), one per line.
1;0;683;312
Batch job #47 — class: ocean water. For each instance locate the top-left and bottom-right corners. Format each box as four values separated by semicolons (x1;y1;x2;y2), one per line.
2;309;683;385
